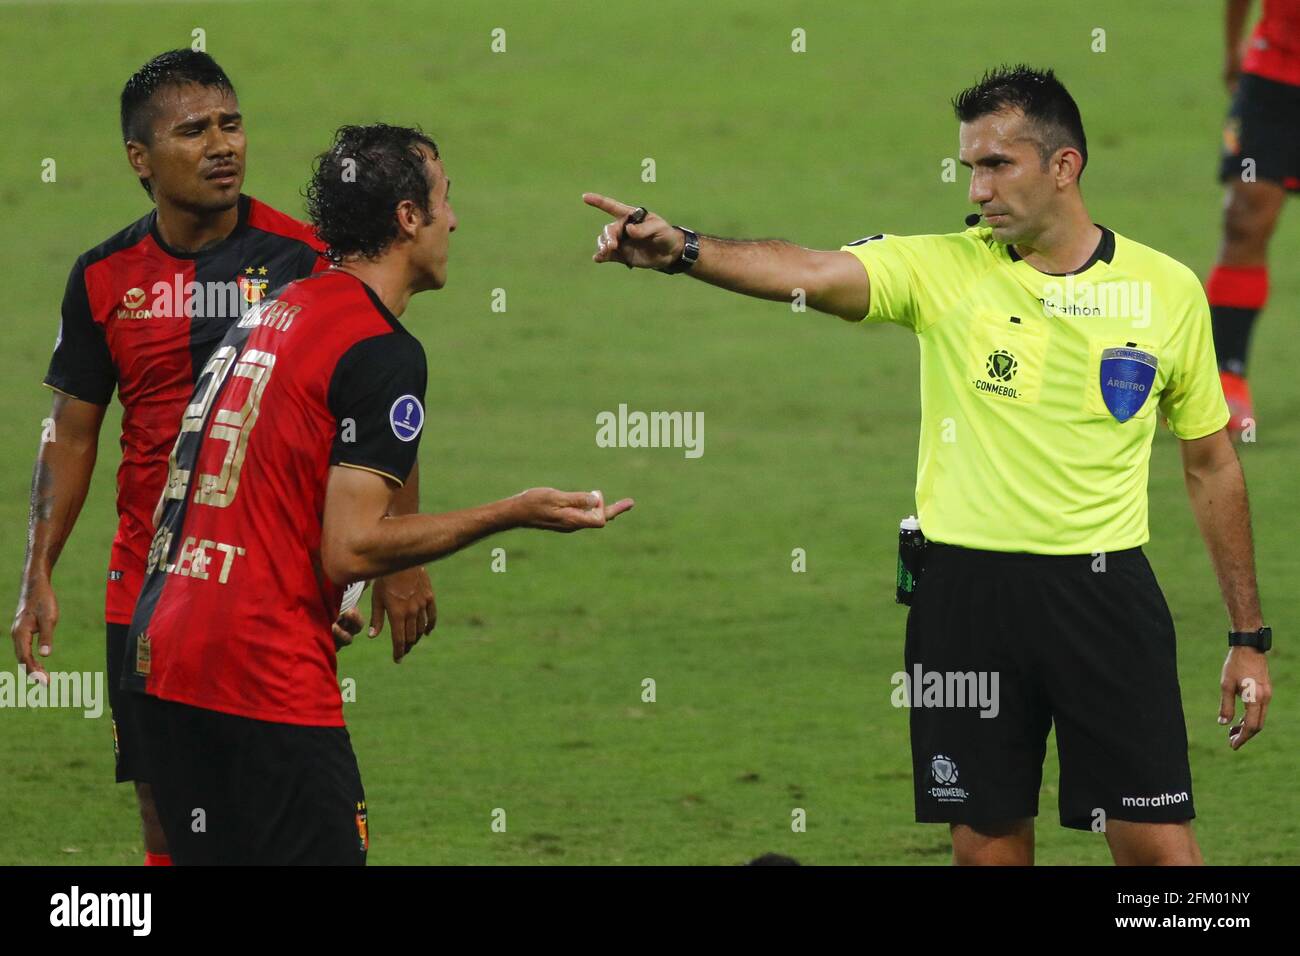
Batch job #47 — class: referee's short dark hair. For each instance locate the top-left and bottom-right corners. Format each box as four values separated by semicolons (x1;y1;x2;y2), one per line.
120;49;236;146
952;65;1088;179
305;124;441;263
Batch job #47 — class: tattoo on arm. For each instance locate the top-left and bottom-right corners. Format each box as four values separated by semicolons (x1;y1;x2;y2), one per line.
25;460;55;567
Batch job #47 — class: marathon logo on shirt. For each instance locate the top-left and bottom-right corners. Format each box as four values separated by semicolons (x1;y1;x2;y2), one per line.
1100;346;1158;422
1038;275;1152;327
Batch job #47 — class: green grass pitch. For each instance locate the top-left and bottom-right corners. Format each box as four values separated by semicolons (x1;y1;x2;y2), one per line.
0;0;1294;864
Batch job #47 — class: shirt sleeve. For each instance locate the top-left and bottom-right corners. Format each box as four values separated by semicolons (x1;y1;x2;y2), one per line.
839;231;986;332
327;332;428;486
1158;285;1231;440
43;259;116;405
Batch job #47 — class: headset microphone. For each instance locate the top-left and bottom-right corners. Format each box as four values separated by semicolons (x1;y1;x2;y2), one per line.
964;213;981;227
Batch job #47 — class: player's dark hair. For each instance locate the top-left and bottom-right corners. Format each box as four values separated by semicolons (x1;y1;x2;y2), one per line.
120;49;237;197
952;65;1088;179
305;124;441;262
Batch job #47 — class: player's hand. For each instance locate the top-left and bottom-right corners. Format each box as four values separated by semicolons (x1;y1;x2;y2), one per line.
514;488;634;532
1219;646;1271;750
370;566;437;663
332;608;364;650
10;577;58;684
1224;52;1243;95
583;193;684;270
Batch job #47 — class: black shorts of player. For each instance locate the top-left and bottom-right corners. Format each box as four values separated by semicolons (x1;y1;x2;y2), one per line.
106;622;149;784
1218;72;1300;192
905;544;1194;831
131;692;368;865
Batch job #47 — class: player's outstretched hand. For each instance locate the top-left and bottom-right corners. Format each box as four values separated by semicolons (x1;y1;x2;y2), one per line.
1219;646;1271;750
370;565;437;663
10;579;58;684
583;193;684;270
515;488;634;532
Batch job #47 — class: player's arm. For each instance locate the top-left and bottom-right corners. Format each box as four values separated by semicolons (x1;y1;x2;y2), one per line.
583;193;871;321
1224;0;1254;92
320;466;632;586
1179;428;1270;750
368;462;440;662
11;392;107;678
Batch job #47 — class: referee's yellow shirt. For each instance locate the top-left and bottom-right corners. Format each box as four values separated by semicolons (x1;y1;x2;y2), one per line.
841;225;1229;554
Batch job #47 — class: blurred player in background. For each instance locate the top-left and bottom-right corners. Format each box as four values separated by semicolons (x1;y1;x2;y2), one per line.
1212;0;1300;436
9;50;435;866
123;124;633;865
585;65;1271;866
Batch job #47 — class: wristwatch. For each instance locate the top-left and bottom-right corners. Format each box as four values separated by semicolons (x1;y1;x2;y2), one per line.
1228;626;1272;652
659;227;700;275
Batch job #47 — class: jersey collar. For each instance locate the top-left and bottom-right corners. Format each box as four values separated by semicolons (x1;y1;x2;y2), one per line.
327;270;410;335
148;194;251;260
1006;224;1115;276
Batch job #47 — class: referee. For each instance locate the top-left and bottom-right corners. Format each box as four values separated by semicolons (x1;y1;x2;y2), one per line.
584;65;1272;866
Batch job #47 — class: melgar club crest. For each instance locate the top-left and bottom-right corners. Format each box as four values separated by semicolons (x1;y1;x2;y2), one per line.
239;266;270;304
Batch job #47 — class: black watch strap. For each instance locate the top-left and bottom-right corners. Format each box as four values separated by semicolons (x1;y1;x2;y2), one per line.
1228;626;1272;651
659;227;700;275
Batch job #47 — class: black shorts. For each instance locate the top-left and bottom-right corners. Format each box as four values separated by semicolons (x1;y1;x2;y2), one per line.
106;622;147;783
904;544;1194;832
132;693;368;865
1218;72;1300;192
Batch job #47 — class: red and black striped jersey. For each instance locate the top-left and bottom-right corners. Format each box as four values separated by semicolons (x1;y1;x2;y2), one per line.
124;270;428;727
44;195;327;624
1244;0;1300;87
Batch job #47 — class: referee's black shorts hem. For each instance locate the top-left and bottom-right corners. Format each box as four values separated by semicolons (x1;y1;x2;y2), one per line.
904;543;1195;833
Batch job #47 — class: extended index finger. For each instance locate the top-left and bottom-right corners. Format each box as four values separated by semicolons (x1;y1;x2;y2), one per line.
583;192;636;220
603;497;635;521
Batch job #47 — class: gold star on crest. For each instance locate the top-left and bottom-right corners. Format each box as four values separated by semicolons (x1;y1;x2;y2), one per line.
258;266;268;276
244;267;254;275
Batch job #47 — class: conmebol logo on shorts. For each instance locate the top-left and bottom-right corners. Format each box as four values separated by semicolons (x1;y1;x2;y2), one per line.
928;754;969;803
